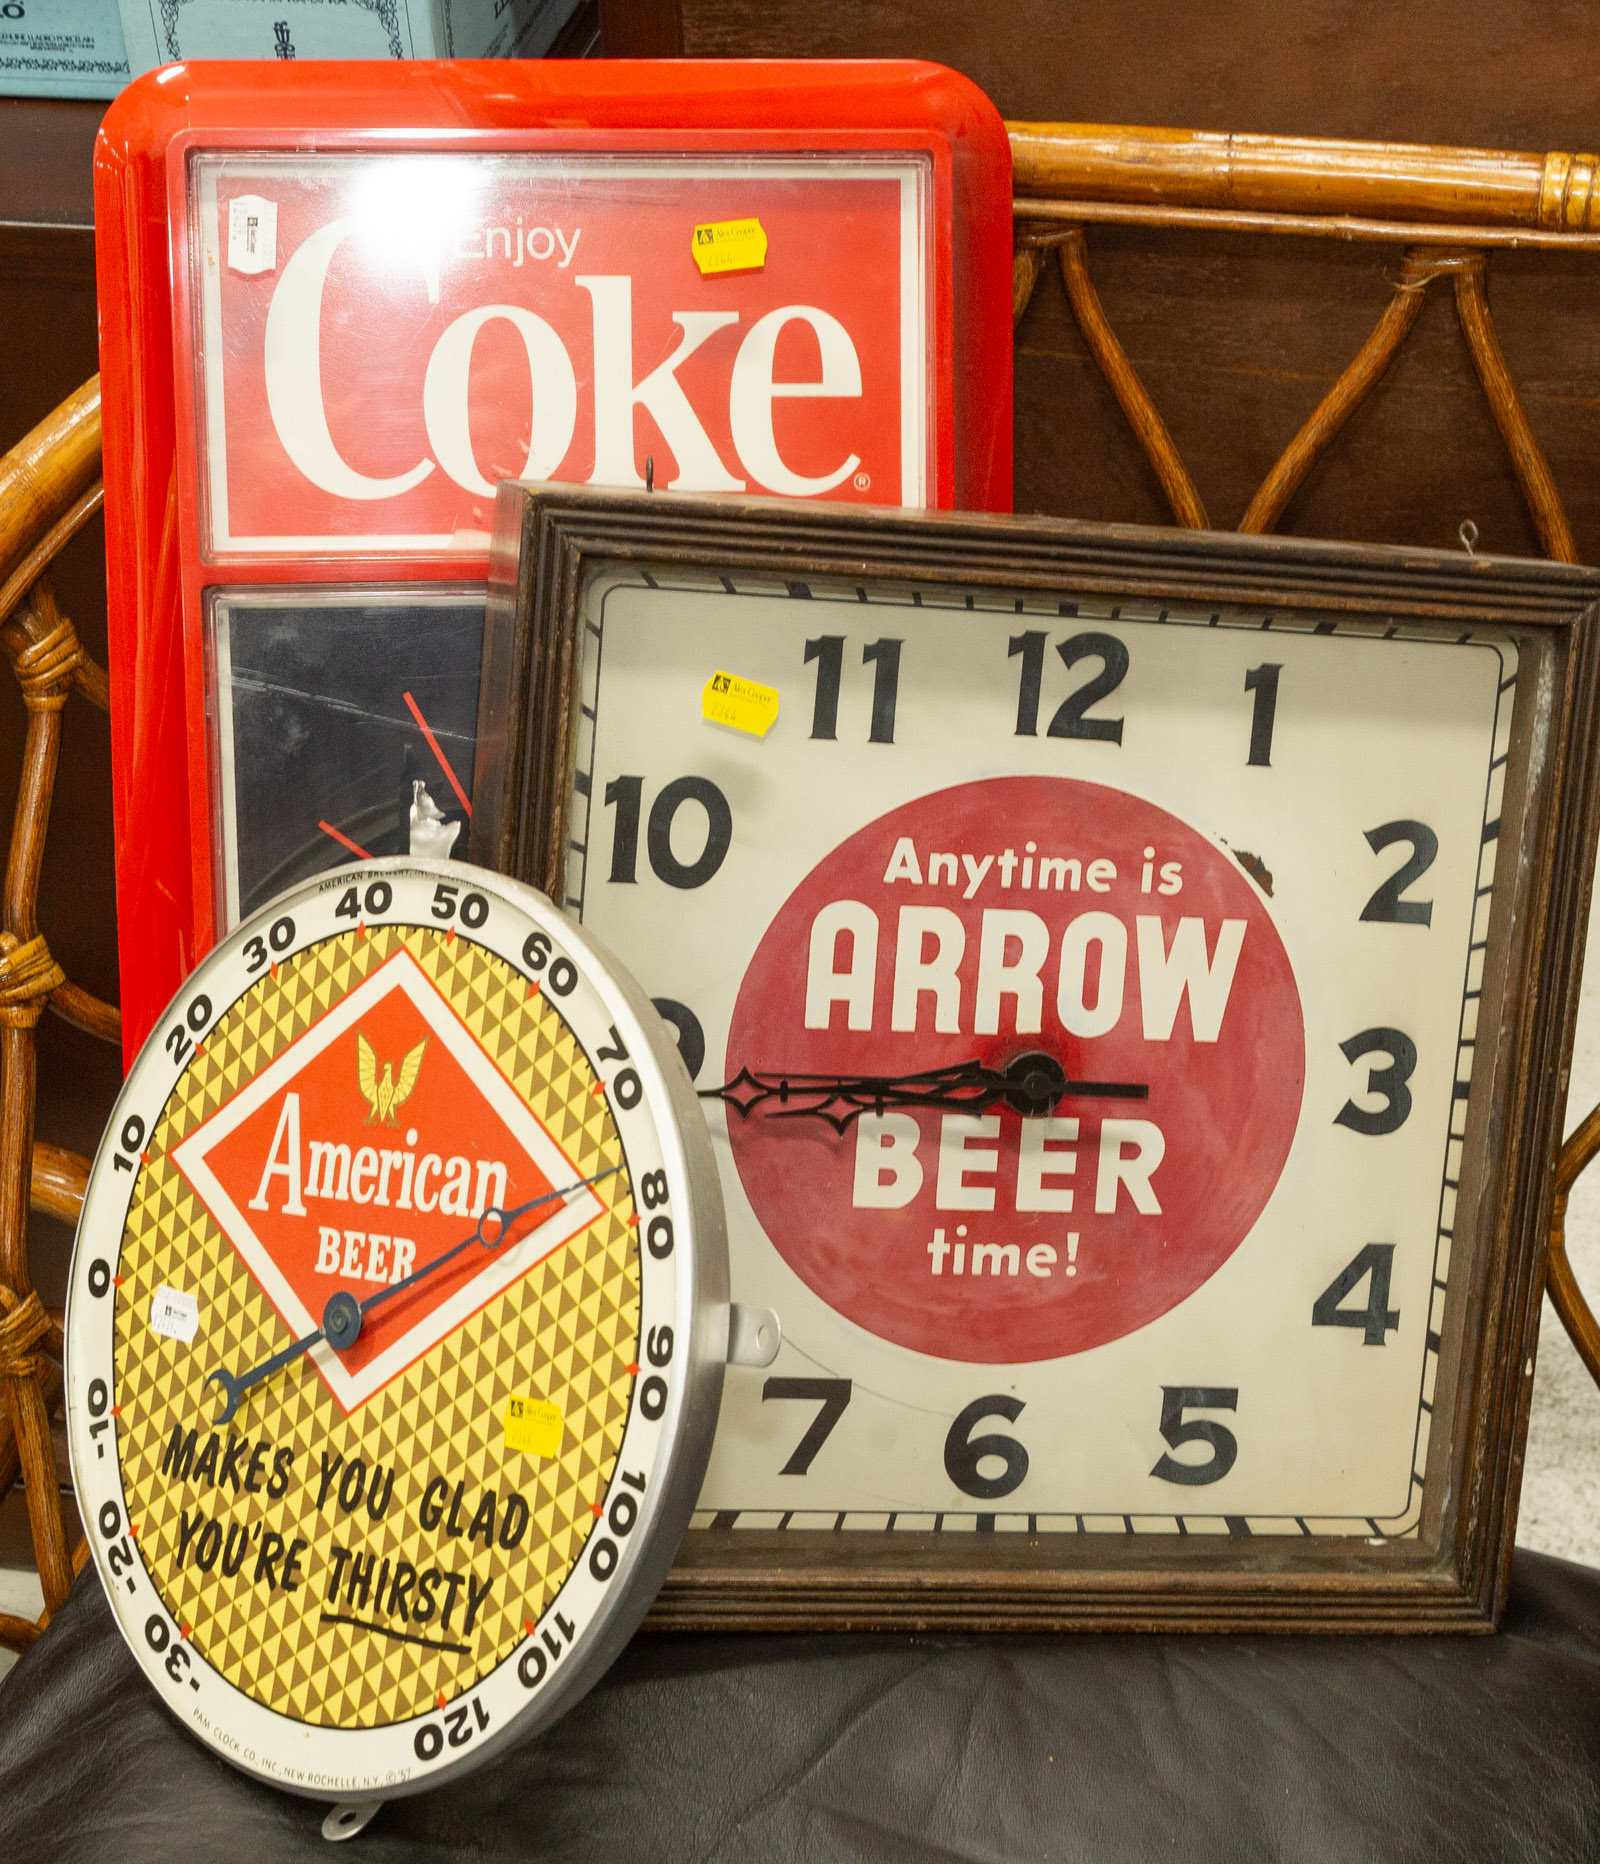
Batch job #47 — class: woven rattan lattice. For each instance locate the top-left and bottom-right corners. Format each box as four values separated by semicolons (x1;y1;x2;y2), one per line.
0;377;115;1654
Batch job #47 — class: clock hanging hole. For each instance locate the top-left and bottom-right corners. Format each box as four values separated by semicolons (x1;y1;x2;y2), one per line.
322;1802;383;1842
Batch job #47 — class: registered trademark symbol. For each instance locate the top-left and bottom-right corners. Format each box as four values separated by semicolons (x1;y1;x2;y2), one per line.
853;471;871;490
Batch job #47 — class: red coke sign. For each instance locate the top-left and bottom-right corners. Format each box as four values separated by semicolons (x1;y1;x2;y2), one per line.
96;61;1014;1055
194;156;933;552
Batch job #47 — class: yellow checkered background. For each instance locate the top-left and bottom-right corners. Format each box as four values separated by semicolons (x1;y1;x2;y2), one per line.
111;925;640;1728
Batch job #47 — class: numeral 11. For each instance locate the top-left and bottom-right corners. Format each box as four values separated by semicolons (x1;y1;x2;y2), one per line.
805;636;902;743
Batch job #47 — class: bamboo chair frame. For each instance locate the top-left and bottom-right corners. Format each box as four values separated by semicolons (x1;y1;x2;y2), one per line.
5;121;1600;1652
1009;124;1593;557
0;378;114;1653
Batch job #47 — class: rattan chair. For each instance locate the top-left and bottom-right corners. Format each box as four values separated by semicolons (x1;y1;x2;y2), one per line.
0;377;118;1654
7;123;1600;1656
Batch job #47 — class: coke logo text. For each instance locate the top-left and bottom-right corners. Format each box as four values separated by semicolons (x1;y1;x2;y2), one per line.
195;158;926;548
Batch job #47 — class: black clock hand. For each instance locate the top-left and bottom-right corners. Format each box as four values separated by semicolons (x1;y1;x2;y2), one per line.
204;1164;623;1425
701;1051;1147;1136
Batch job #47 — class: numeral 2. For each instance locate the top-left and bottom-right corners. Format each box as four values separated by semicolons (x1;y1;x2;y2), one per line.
1360;821;1437;925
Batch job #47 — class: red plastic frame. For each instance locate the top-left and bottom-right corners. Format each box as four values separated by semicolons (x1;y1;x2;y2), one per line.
95;60;1015;1063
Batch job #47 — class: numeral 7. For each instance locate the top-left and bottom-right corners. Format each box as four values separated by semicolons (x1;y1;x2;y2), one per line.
762;1377;852;1475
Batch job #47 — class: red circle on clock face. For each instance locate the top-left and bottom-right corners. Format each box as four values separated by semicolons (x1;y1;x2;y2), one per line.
724;776;1305;1362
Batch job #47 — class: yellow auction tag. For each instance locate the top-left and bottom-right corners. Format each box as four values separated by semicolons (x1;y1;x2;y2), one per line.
702;670;780;738
692;216;768;275
503;1395;564;1458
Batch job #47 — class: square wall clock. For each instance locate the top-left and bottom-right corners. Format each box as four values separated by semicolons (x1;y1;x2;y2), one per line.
94;58;1013;1057
476;484;1600;1631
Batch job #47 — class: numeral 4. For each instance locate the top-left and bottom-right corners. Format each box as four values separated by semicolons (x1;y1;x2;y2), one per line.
1312;1244;1400;1345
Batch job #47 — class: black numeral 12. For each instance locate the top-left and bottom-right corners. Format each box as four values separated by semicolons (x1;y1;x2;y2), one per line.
1009;630;1127;742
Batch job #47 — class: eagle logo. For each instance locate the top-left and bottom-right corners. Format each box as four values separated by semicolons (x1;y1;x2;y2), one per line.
357;1031;427;1125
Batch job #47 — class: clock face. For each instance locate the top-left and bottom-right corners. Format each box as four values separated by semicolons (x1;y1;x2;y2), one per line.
206;588;485;931
563;569;1511;1538
66;862;723;1797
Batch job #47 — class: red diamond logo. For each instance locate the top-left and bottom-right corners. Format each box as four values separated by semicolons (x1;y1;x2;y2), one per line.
172;947;605;1412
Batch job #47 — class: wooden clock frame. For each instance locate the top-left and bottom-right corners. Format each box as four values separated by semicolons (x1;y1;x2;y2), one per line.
472;483;1600;1633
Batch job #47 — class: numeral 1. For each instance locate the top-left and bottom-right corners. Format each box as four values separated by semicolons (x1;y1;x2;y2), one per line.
862;639;902;743
804;636;844;740
1244;662;1281;766
1009;631;1046;735
604;776;644;883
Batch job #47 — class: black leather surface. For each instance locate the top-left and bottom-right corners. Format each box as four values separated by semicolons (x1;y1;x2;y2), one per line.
3;1554;1600;1862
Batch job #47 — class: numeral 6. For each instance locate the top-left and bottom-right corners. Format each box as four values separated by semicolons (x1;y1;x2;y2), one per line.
944;1394;1028;1499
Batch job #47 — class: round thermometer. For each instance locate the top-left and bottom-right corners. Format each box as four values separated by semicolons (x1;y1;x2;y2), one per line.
66;860;726;1801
